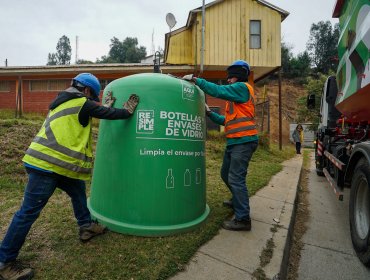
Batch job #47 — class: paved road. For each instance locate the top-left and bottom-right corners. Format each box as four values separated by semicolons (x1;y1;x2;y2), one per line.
297;153;370;280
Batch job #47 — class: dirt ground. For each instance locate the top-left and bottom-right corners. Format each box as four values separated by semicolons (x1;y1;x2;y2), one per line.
255;79;307;145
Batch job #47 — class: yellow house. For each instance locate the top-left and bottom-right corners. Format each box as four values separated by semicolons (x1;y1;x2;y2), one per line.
164;0;289;82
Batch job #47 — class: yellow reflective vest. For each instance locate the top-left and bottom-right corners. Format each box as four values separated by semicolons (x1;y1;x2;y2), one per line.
23;97;93;181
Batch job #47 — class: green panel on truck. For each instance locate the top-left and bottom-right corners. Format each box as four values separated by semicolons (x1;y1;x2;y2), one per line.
334;0;370;120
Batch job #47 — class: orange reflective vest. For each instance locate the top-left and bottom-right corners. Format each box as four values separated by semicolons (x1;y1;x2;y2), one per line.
224;83;257;138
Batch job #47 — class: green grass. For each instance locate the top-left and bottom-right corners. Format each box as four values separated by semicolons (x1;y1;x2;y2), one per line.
0;111;295;279
302;148;311;169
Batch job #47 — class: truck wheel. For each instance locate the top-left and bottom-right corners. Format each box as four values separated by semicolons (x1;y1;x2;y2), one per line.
315;155;324;176
315;152;324;176
349;159;370;266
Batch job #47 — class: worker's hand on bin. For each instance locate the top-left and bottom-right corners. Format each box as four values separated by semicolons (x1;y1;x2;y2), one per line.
123;94;140;114
103;91;116;108
205;103;212;116
182;74;196;82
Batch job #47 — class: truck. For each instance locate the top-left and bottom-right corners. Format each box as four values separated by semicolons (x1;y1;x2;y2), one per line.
307;0;370;266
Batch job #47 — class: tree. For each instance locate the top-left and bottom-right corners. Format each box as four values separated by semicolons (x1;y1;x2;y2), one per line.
47;53;57;65
281;42;311;79
289;51;311;78
47;35;72;65
76;59;94;64
97;37;146;63
307;21;339;74
281;42;293;76
296;73;329;128
56;35;72;64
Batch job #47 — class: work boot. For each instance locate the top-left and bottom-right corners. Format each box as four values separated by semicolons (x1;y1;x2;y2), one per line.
222;199;233;209
0;261;34;280
79;221;107;242
222;218;251;231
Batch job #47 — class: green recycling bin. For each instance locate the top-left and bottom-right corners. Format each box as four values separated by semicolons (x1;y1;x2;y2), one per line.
88;73;210;236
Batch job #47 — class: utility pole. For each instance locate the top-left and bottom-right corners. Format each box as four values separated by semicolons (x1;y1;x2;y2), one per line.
15;77;23;118
200;0;205;74
75;36;79;63
151;29;155;55
279;68;282;150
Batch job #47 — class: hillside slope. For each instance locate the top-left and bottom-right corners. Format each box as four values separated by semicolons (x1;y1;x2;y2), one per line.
255;80;307;144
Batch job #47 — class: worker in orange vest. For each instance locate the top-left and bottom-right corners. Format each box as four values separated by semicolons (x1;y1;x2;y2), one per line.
183;60;258;231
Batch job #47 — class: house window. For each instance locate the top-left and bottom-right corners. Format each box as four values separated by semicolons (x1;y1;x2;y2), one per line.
250;20;261;49
0;81;10;92
30;80;48;91
48;80;68;91
30;80;69;92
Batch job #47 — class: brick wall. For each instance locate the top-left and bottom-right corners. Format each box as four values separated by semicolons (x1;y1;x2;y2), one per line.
0;81;16;109
23;80;64;114
0;80;103;115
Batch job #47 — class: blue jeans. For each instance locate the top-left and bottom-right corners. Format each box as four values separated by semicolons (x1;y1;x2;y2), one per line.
0;169;91;263
221;141;258;221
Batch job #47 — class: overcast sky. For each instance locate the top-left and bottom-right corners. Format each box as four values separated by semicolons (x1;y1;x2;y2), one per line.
0;0;337;67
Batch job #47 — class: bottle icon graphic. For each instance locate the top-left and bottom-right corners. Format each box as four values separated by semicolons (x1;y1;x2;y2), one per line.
196;168;201;184
184;169;191;186
166;169;174;189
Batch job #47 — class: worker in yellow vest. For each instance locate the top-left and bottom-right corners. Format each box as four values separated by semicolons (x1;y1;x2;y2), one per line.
0;73;139;280
183;60;258;231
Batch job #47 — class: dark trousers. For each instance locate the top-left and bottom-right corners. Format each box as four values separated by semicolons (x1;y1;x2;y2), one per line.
295;142;301;154
220;141;258;221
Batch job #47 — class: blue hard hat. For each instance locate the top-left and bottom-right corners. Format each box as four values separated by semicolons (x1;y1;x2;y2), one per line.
227;60;250;73
226;60;250;81
73;73;101;101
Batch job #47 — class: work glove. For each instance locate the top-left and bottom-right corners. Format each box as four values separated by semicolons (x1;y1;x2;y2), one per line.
103;91;116;108
205;103;212;116
123;94;140;114
182;74;195;82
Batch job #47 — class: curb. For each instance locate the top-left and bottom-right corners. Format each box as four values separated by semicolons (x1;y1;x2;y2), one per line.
255;155;304;280
279;156;304;279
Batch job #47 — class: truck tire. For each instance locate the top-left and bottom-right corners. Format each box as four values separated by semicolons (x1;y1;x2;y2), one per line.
316;168;324;177
315;154;324;176
349;159;370;266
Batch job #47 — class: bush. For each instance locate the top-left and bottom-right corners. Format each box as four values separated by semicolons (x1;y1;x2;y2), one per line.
206;130;225;141
258;132;270;150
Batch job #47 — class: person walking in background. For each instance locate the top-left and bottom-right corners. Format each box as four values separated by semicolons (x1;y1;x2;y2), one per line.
0;73;139;280
292;124;304;154
183;60;258;231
